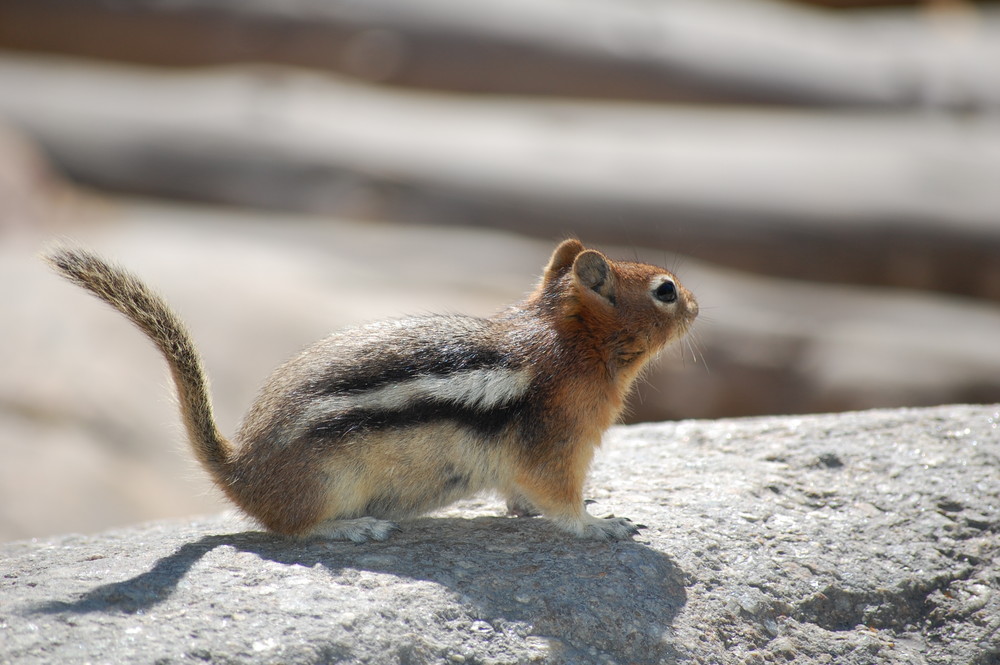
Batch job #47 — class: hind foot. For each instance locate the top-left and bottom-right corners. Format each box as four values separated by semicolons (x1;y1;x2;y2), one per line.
505;493;541;518
310;516;400;543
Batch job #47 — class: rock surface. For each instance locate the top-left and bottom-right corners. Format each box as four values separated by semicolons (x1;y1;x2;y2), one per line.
3;404;998;664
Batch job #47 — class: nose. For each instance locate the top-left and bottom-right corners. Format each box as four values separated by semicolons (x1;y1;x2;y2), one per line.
686;296;699;319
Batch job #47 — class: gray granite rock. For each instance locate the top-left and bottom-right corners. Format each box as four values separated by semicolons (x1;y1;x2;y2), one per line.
3;404;998;664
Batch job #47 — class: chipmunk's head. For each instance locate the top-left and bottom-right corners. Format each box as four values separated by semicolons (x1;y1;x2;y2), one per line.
537;239;699;375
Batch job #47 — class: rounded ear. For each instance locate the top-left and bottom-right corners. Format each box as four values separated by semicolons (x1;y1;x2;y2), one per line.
573;250;616;304
542;239;585;285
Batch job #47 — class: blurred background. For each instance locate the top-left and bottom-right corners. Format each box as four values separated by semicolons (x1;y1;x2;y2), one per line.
1;0;999;542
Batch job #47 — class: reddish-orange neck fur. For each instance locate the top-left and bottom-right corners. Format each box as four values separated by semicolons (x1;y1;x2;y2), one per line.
508;240;683;444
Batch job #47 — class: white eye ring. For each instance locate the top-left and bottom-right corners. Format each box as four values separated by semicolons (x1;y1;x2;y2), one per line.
651;277;678;304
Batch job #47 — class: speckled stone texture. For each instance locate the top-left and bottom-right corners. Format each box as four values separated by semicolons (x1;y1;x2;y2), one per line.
2;404;998;664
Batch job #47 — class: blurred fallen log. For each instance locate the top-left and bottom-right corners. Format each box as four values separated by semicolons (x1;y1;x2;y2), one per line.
1;55;999;299
0;0;998;108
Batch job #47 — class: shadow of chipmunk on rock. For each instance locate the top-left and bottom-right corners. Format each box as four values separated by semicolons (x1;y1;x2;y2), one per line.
30;516;687;662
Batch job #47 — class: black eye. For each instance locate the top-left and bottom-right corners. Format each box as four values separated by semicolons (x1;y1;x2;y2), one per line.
654;280;677;303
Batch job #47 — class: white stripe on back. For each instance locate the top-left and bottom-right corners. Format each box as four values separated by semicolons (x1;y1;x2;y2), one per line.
291;366;533;442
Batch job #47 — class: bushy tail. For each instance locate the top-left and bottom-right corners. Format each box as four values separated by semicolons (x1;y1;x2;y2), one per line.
45;248;234;478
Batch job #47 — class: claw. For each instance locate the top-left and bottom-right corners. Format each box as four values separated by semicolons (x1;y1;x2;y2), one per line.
579;516;641;541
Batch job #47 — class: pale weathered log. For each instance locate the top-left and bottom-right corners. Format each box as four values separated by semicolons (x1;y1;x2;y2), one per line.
0;0;999;108
2;55;999;299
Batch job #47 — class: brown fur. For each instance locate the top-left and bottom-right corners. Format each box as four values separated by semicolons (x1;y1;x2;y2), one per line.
45;240;697;542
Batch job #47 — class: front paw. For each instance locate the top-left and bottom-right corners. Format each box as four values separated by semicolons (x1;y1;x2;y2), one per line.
577;516;640;541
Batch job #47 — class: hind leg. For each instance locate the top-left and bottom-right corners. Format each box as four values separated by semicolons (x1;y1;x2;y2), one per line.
308;516;400;543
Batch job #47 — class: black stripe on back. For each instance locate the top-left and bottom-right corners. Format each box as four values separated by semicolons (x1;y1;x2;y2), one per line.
303;394;531;444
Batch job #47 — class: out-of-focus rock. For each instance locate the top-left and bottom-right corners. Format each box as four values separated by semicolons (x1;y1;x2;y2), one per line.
636;252;1000;420
0;121;78;237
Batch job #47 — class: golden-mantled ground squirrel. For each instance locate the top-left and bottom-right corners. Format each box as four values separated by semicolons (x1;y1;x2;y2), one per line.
46;240;698;542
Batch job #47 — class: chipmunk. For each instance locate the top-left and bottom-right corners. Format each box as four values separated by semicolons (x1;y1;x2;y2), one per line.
46;239;697;542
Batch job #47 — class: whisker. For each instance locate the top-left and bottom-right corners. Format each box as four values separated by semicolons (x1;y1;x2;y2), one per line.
683;330;710;373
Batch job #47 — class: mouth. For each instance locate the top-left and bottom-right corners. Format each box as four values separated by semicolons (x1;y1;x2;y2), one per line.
675;315;696;342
